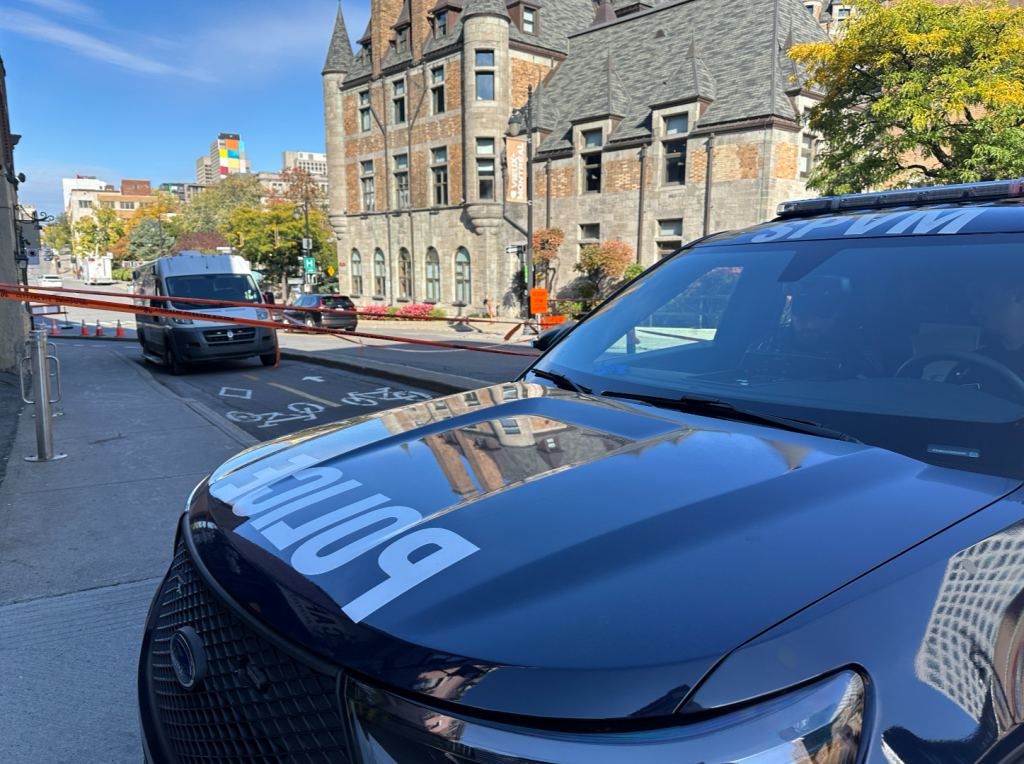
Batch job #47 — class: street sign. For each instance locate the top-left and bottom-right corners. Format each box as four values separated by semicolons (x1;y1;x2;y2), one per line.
303;257;316;274
327;266;335;277
302;238;313;251
530;288;549;315
287;277;304;285
506;137;527;203
505;245;525;255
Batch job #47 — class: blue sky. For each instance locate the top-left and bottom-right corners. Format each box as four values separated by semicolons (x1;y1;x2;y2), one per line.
2;0;370;217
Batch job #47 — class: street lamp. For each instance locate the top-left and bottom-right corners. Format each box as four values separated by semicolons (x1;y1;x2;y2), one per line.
508;85;534;321
295;203;312;293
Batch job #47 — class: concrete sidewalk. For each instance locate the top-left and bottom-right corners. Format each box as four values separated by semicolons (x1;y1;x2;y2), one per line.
0;343;256;764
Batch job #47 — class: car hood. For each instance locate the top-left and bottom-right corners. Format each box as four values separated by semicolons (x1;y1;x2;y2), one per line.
189;382;1019;720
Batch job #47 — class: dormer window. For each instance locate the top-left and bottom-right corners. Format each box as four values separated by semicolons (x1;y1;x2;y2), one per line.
523;7;536;34
396;27;408;53
436;10;448;36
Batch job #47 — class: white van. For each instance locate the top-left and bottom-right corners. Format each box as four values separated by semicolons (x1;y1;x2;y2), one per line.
133;255;276;375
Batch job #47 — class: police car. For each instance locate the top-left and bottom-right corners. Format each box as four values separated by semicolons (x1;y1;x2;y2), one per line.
140;179;1024;764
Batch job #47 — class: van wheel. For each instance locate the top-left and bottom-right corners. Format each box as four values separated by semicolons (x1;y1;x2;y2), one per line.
260;353;277;367
166;348;185;376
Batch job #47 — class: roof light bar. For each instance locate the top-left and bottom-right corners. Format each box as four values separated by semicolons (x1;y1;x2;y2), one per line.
776;178;1024;219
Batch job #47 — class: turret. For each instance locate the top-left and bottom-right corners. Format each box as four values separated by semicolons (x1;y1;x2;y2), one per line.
323;3;354;270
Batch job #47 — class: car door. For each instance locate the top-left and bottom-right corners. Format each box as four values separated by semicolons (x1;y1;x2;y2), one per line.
143;281;168;357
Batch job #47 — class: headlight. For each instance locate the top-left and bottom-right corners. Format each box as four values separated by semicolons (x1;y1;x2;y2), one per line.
347;670;865;764
256;308;268;320
172;318;193;325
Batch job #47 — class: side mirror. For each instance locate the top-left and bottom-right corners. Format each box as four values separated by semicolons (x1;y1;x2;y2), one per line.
533;321;575;352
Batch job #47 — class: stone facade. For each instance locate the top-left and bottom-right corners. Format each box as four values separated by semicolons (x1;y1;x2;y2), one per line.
0;51;25;373
322;0;827;316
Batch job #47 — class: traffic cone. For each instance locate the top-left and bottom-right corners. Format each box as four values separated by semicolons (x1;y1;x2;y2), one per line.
95;320;104;337
115;320;125;338
80;320;89;336
50;319;59;336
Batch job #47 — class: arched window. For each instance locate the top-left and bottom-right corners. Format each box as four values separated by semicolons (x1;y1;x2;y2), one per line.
398;248;412;299
425;248;440;302
455;248;471;304
351;250;363;295
374;249;387;296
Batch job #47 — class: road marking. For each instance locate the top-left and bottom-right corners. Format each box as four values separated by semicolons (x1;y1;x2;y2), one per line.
267;382;341;408
219;387;252;399
303;376;325;382
242;374;260;381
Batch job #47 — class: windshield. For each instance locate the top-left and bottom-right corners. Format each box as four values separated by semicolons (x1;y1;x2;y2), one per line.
540;233;1024;479
165;273;261;310
322;296;354;308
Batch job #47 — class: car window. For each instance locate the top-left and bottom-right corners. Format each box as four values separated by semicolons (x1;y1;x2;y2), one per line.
323;296;354;308
541;234;1024;479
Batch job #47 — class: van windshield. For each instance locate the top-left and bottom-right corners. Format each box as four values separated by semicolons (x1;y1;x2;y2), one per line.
539;233;1024;479
165;274;261;310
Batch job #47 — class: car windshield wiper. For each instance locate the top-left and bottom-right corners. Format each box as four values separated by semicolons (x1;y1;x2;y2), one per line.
600;390;859;442
530;369;592;394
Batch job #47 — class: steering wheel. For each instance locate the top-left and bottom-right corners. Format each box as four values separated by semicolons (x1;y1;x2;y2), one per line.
895;350;1024;404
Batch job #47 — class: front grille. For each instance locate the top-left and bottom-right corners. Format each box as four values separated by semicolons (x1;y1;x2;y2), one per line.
203;327;257;345
147;538;351;763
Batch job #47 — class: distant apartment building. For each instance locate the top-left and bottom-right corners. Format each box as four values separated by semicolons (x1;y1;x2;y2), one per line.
62;175;108;215
197;133;250;184
283;151;328;175
68;178;156;226
159;182;207;203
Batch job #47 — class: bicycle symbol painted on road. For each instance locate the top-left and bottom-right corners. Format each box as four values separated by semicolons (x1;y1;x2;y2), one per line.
339;387;432;407
226;402;325;428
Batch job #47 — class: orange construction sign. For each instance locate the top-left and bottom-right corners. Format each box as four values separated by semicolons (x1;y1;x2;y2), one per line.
529;288;549;315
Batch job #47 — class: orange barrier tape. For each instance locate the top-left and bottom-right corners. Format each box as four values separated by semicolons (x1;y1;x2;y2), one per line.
0;287;541;358
5;283;537;328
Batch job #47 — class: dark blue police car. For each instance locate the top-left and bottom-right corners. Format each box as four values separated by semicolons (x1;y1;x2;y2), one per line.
140;180;1024;764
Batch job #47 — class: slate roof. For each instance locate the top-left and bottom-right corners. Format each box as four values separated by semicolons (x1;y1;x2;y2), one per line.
534;0;828;156
322;3;355;75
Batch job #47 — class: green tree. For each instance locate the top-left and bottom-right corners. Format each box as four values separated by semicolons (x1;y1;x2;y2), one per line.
179;174;265;233
43;213;71;253
789;0;1024;194
267;167;328;212
93;205;125;254
128;217;176;261
227;202;333;292
72;216;99;258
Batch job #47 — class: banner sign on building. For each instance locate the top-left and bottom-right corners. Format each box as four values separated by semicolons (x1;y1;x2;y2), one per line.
506;137;527;203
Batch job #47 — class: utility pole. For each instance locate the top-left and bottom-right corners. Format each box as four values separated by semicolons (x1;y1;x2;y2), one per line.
508;85;535;322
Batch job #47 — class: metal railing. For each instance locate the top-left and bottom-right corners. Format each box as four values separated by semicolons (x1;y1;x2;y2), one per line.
18;329;66;462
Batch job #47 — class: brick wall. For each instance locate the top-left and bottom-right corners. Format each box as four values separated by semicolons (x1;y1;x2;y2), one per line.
604;155;652;193
511;58;551;109
449;142;463;204
708;142;762;182
347;162;360;214
410;115;462;143
447;60;462;112
347;133;385;158
372;0;405;75
773;140;799;180
536;166;574;198
411;149;429;208
344;94;357;136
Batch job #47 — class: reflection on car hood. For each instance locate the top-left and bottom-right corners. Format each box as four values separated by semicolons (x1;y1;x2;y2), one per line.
190;382;1020;720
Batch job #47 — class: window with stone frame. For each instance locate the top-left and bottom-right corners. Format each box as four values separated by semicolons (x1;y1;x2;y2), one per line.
431;67;446;114
432;147;449;206
394;154;410;209
475;50;495;101
455;248;472;303
477;159;495;200
393;79;407;124
426;247;441;301
580;223;600;240
374;249;387;296
580;129;603;194
360;160;375;212
800;134;818;179
664;139;686;185
351;250;363;295
398;248;412;299
359;91;372;132
657;219;683;259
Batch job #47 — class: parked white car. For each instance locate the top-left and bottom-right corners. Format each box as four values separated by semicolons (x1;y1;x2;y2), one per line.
36;274;63;289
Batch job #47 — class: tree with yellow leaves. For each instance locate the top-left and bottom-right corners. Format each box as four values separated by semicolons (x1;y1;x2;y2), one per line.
123;190;182;236
789;0;1024;194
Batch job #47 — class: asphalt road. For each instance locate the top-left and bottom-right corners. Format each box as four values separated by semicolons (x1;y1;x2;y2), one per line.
115;346;436;441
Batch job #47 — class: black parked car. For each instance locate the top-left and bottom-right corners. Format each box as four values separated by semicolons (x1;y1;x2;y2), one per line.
283;293;357;331
141;179;1024;764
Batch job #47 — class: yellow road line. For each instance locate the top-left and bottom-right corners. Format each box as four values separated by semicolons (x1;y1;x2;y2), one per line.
242;374;260;381
267;382;341;408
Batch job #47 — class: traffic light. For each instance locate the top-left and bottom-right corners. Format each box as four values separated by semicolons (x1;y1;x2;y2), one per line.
236;231;244;247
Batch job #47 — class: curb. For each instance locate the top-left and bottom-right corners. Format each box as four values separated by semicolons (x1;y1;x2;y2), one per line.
279;348;490;395
105;349;259;449
49;334;136;343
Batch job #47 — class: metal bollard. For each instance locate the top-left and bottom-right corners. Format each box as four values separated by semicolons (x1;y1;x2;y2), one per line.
18;329;66;462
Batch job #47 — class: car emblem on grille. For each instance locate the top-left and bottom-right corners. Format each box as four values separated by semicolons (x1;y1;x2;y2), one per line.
226;330;234;340
169;626;208;691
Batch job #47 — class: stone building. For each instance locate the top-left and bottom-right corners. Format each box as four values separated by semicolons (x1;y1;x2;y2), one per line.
322;0;827;316
0;47;25;372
